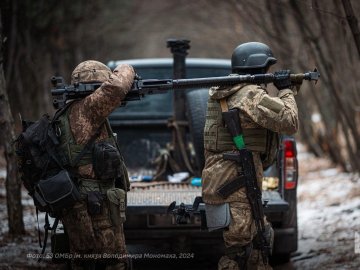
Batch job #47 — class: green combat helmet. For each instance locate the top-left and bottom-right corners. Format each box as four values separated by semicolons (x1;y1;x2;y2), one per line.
231;42;277;74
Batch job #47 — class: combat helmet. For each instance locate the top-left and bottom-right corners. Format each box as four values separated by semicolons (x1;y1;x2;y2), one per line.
231;42;277;74
71;60;111;84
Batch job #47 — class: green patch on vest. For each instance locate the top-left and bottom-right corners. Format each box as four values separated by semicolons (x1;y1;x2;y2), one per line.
233;135;245;150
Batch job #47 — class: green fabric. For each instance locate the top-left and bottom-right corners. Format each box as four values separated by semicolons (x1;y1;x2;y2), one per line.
56;108;90;167
55;105;130;192
243;128;267;152
56;108;117;167
233;135;245;150
107;188;126;225
79;178;115;194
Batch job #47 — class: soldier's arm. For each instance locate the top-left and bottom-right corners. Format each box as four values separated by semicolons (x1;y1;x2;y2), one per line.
69;64;135;142
81;64;135;120
230;86;299;135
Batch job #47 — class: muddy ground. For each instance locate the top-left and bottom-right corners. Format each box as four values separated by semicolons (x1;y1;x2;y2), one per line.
0;144;359;270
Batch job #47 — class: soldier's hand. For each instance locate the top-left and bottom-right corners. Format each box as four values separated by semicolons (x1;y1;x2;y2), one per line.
273;70;291;90
292;81;302;95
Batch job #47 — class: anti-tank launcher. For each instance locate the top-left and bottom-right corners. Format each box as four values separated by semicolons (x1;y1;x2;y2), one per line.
51;69;320;109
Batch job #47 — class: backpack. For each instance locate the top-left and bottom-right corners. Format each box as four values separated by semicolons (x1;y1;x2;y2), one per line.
15;112;80;217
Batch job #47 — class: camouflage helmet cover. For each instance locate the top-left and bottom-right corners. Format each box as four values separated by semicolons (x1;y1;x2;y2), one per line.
71;60;111;84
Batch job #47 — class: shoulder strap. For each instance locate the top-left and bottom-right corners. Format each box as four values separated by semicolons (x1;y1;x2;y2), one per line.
38;213;59;262
71;120;106;167
53;100;105;168
104;118;114;137
39;101;78;171
219;98;246;150
52;100;77;122
220;98;229;112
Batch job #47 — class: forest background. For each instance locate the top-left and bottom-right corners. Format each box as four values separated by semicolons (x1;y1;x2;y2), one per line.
0;0;359;235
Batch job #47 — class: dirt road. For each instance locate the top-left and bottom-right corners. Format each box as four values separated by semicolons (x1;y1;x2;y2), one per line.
0;144;359;269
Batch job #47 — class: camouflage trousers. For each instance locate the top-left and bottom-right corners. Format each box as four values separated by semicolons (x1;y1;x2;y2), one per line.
61;199;127;270
218;202;273;270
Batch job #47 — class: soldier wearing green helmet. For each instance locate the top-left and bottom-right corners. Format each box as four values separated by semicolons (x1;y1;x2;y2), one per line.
202;42;300;270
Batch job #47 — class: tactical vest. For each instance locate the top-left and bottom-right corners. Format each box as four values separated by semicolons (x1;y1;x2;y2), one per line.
54;104;130;191
204;93;279;168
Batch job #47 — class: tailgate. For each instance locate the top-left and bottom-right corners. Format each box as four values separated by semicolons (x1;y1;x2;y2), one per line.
262;190;289;212
127;182;200;214
126;182;288;214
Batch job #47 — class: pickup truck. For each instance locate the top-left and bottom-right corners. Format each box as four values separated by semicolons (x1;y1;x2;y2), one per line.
107;57;298;264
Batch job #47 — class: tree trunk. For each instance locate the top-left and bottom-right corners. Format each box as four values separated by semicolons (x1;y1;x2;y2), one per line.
0;10;25;236
342;0;360;58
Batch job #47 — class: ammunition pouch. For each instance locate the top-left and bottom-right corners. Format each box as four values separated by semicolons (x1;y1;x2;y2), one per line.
106;188;126;226
93;141;122;180
205;203;231;231
34;170;80;215
78;178;116;216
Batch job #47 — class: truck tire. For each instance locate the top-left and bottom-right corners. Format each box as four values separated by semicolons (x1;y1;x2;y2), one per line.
185;89;209;175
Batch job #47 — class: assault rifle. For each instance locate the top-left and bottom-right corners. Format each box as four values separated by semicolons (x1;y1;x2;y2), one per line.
51;69;320;109
221;107;271;266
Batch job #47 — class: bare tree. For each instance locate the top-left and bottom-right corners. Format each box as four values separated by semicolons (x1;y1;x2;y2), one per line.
342;0;360;58
1;0;359;173
231;0;360;172
0;10;25;236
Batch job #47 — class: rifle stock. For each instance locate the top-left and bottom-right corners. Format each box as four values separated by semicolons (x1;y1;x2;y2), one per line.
221;108;271;264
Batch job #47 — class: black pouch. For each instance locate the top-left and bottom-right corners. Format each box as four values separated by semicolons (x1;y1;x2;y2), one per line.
93;142;121;180
87;191;104;216
34;170;80;214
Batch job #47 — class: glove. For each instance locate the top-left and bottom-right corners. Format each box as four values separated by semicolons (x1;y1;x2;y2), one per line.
291;74;303;95
273;70;291;90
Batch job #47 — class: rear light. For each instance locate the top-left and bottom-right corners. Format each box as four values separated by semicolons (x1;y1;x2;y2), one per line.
284;140;295;158
283;139;297;189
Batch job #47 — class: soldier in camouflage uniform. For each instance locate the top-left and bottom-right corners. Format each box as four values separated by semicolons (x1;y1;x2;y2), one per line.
58;60;135;269
202;42;299;270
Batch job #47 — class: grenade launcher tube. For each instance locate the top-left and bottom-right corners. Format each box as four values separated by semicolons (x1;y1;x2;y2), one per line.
51;69;320;109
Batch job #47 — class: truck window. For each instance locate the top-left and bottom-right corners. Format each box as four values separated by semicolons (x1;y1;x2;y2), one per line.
114;66;230;115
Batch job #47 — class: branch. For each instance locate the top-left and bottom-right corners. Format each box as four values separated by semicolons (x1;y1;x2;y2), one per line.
341;0;360;58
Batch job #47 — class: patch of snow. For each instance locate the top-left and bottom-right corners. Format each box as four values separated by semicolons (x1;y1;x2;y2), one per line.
294;149;360;269
0;169;6;179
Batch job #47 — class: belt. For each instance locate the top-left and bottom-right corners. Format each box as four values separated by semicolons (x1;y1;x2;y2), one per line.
79;178;115;194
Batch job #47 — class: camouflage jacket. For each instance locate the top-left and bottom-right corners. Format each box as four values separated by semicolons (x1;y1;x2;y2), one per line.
201;83;298;204
68;64;135;178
